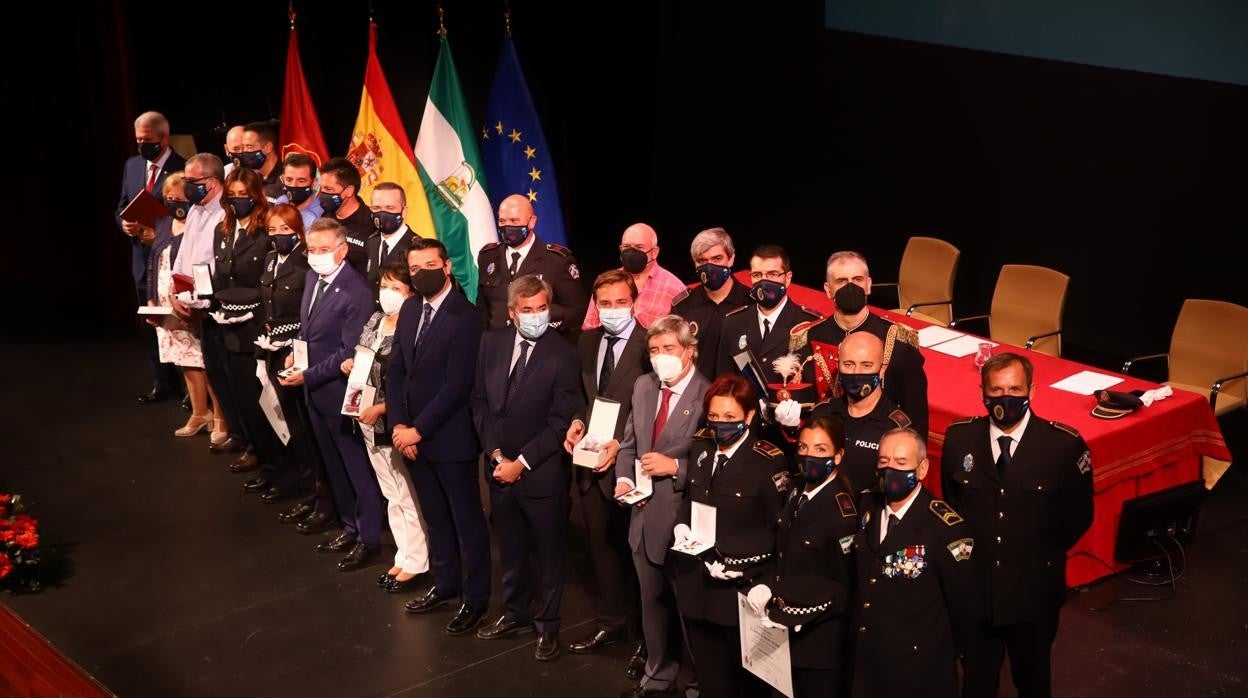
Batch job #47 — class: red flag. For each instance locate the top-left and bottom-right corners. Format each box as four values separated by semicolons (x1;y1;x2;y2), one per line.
279;25;329;167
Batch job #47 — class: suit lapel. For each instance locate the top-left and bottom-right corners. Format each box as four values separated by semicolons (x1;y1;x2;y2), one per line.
655;381;700;452
300;270;316;324
758;302;794;359
412;295;453;366
582;328;605;395
607;330;648;395
973;419;999;484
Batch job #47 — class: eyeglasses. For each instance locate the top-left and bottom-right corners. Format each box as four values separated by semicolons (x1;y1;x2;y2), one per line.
749;270;787;281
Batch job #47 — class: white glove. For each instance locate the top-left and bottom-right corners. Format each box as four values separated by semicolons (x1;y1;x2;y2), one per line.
705;560;743;580
176;291;211;309
269;337;292;348
254;334;273;350
210;311;254;325
1139;386;1173;407
746;584;772;617
672;524;692;546
759;617;786;631
774;399;802;428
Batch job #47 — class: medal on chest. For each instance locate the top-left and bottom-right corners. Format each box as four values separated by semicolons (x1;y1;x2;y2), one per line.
883;545;926;580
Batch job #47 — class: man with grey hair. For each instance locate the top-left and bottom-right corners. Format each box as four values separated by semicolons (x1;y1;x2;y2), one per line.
583;223;686;331
118;110;187;405
470;274;582;661
672;226;750;381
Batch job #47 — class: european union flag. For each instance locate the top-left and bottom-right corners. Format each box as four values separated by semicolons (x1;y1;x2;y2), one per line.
481;36;568;246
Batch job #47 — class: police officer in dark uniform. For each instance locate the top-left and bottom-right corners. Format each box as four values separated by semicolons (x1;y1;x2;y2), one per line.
853;428;985;698
941;352;1093;698
671;227;750;381
477;193;587;336
745;416;858;698
363;182;418;292
805;251;929;437
239;121;284;200
318;157;372;275
803;333;911;491
671;374;787;698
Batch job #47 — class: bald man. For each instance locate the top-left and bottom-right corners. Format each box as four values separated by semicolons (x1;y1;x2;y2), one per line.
582;223;687;332
808;332;913;492
477;194;588;335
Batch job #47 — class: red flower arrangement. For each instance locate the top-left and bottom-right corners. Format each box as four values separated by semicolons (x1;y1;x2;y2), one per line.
0;493;47;593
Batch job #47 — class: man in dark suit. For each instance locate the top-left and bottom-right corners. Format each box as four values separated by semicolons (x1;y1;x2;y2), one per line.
470;274;583;662
612;315;710;697
116;110;186;405
562;270;650;661
476;194;587;336
389;238;492;637
364;182;418;291
278;218;382;572
941;353;1094;698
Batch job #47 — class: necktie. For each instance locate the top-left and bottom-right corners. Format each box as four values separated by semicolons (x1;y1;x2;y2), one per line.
509;251;521;277
887;513;900;539
506;340;532;406
380;238;390;266
711;452;729;484
652;387;673;446
414;302;434;350
145;163;158;193
310;278;328;310
598;336;620;395
792;493;809;519
762;318;772;342
996;435;1013;478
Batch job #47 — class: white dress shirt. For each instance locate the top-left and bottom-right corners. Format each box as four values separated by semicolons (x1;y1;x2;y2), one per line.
757;295;789;338
505;235;536;273
989;408;1032;463
880;483;923;544
656;363;696;424
414;279;453;339
714;426;750;476
172;192;225;277
596;317;637;385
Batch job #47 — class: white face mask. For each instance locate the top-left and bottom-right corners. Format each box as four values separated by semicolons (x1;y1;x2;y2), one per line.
307;251;338;276
651;352;685;384
378;288;406;316
599;307;633;335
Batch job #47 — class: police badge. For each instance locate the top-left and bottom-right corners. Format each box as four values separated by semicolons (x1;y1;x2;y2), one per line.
962;453;974;473
738;334;748;350
486;261;496;276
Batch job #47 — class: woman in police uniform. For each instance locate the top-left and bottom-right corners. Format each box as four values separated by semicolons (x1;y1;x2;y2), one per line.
671;374;788;698
746;415;858;697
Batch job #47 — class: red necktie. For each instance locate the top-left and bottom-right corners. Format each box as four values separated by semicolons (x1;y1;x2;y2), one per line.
145;164;158;193
652;387;673;446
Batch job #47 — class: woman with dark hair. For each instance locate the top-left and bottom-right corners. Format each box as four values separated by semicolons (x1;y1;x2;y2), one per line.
340;261;430;592
745;415;858;698
671;374;789;698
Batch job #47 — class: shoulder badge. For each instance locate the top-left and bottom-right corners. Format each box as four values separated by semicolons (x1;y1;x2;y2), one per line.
486;261;496;276
929;499;964;526
835;491;857;518
693;426;715;440
888;409;912;429
771;471;790;492
696;450;708;469
1051;421;1082;439
479;241;501;255
1077;450;1092;475
544;243;571;258
838;534;854;554
725;305;750;317
670;288;691;307
567;263;580;280
753;440;784;459
789;320;818;352
947;537;974;562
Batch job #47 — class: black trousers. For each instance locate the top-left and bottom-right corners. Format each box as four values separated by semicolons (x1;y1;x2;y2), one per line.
576;481;639;635
265;350;335;512
684;617;770;698
224;351;283;469
787;667;843;698
963;609;1061;698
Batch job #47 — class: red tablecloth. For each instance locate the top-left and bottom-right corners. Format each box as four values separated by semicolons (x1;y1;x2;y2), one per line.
736;272;1233;586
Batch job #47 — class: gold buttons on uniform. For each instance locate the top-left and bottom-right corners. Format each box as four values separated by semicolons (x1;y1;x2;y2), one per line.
998;512;1005;519
996;536;1002;544
868;578;876;585
999;488;1006;495
995;560;1001;568
862;602;871;609
859;626;867;634
912;645;919;653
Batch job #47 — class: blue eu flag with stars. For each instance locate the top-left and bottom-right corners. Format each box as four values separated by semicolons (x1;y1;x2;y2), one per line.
481;36;567;246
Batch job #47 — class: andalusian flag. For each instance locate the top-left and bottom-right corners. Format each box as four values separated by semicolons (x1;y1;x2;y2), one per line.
346;23;435;234
414;36;497;302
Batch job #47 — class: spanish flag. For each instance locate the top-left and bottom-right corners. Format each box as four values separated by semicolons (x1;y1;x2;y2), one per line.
279;21;329;168
345;22;435;235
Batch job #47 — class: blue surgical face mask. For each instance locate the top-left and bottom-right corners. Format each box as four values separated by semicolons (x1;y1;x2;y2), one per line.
271;234;299;255
599;307;633;335
227;197;256;218
234;150;266;170
751;279;787;309
707;419;747;446
516;309;551;340
319;192;343;216
879;467;919;503
373;210;403;234
697;263;732;291
984;394;1029;428
838;372;880;402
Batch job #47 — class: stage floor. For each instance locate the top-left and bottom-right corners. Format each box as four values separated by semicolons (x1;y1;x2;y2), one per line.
2;337;1245;697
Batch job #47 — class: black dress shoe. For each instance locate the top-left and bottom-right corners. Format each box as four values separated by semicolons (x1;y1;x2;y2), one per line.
338;542;380;571
137;389;178;406
278;502;314;524
296;512;337;535
242;477;270;493
568;627;627;654
229;453;260;473
209;436;247;454
385;575;425;594
316;532;355;553
405;587;458;614
534;632;560;662
445;604;487;636
260;487;294;504
625;640;647;680
475;615;534;640
377;571;397;587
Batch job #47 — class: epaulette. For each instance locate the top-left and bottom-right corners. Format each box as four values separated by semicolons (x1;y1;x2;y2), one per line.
670;288;691;307
1050;421;1081;439
544;243;571;258
693;426;715;440
888;409;912;429
799;305;823;319
835;491;857;518
949;416;978;427
479;241;501;254
789;319;817;352
725;305;750;317
887;322;919;349
929;499;964;526
752;440;784;459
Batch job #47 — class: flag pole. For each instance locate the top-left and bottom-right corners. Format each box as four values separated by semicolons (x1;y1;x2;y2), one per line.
288;1;295;30
503;0;512;37
437;2;447;37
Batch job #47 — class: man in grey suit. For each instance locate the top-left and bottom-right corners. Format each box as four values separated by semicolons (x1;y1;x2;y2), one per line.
611;315;710;698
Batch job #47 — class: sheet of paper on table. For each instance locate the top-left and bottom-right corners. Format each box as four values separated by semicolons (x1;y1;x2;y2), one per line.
1050;370;1124;396
572;397;622;468
917;325;965;348
930;335;997;358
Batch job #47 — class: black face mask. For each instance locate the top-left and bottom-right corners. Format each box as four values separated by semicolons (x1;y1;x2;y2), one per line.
706;419;746;446
138;141;163;161
166;200;191;221
751;279;787;310
796;456;836;485
697;263;732;291
499;225;529;247
834;282;867;315
838;372;880;402
284;185;314;205
227;197;257;218
620;247;650;274
319;192;343;216
373;211;404;234
412;267;448;298
879;467;919;503
234;150;266;170
184;180;209;205
272;234;299;255
984;394;1029;428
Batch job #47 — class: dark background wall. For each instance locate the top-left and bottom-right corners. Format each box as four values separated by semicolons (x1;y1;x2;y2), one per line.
4;0;1244;369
